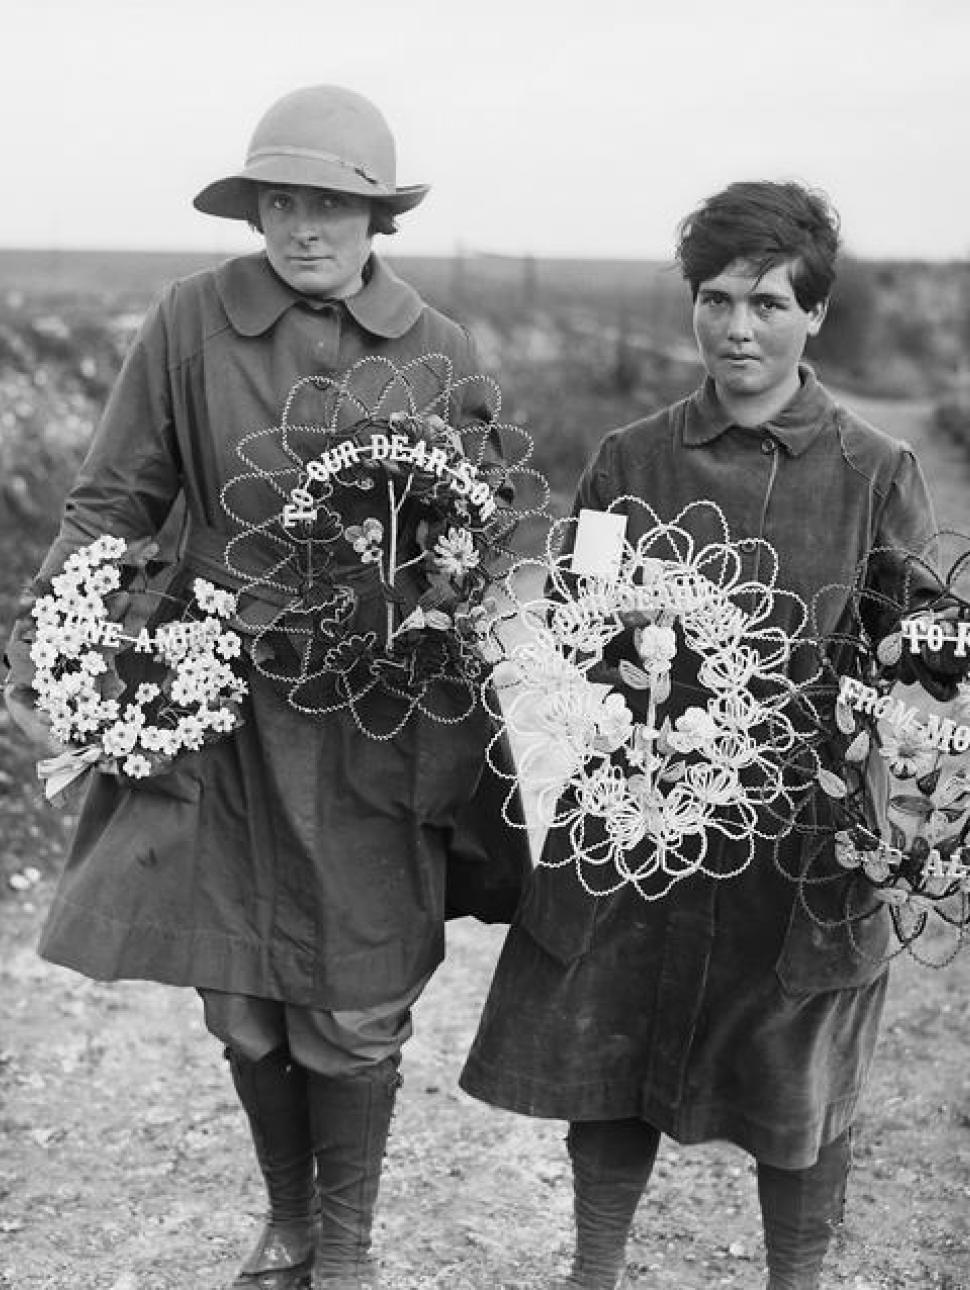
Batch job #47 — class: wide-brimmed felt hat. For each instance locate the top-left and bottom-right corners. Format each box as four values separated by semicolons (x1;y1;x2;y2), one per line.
193;85;429;221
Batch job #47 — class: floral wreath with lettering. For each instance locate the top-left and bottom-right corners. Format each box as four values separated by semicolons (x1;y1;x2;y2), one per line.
218;354;549;738
485;499;818;900
23;535;248;800
785;537;970;965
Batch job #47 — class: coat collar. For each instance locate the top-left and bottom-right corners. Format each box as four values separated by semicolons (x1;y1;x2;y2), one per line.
214;252;424;340
683;365;835;457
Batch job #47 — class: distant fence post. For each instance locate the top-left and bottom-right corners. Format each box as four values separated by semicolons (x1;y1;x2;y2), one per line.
614;300;638;394
450;242;468;317
521;254;538;314
448;243;466;319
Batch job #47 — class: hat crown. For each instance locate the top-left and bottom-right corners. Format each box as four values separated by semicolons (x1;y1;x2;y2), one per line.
247;85;397;193
192;84;428;221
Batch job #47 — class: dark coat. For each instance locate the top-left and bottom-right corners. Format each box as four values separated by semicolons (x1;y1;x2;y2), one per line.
460;369;936;1168
7;253;530;1009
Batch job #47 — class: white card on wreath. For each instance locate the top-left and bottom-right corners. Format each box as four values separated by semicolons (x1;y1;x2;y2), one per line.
571;508;628;578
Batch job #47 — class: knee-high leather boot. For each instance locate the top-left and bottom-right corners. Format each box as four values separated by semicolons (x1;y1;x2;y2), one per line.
307;1058;401;1290
228;1046;318;1290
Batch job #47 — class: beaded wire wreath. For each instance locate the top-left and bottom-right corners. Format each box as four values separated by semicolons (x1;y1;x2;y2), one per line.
25;535;248;800
486;499;819;900
217;354;549;739
783;535;970;966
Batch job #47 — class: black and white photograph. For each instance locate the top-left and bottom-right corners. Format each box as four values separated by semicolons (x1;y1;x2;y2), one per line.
1;2;969;1287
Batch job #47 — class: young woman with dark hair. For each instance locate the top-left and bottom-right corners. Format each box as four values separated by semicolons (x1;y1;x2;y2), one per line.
460;180;954;1290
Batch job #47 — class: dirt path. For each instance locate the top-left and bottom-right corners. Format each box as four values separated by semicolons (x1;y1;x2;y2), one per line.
2;398;969;1289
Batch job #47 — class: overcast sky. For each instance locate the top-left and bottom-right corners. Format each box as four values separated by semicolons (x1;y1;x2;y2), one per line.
5;0;969;262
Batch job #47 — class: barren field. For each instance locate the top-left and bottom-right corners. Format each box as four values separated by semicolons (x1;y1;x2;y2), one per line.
1;325;969;1290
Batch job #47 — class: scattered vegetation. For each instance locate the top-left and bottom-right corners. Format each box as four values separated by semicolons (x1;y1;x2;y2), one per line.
0;248;967;896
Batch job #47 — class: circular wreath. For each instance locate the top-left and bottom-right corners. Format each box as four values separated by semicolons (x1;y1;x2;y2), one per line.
218;354;549;738
487;500;816;899
25;535;247;798
786;537;970;965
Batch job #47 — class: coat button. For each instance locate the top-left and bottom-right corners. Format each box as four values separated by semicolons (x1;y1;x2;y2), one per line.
761;437;776;453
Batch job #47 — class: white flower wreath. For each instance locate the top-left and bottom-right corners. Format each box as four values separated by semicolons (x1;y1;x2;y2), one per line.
27;535;247;798
801;544;970;964
488;500;815;899
216;354;549;738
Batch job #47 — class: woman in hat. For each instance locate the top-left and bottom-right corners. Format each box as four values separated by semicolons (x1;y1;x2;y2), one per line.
4;85;528;1290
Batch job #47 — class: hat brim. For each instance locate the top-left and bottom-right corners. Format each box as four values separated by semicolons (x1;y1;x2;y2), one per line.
193;158;429;221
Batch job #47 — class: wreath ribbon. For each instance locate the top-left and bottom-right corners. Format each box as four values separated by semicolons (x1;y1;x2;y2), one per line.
37;744;102;803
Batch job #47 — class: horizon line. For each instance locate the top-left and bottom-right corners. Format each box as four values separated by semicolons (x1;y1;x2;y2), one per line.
0;245;965;267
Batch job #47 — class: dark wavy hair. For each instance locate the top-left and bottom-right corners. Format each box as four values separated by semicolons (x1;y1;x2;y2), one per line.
675;181;841;310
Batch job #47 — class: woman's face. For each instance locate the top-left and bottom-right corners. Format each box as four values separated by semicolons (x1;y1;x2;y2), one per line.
692;258;827;411
257;185;372;298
